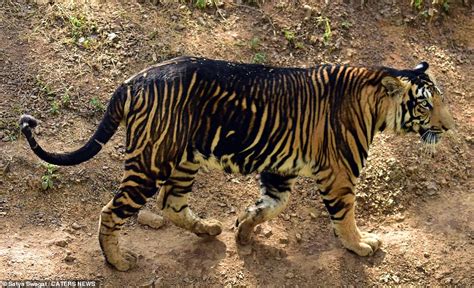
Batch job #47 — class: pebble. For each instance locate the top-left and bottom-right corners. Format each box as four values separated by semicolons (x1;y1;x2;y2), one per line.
64;254;76;263
310;212;317;219
285;272;294;279
295;233;302;242
279;236;289;244
262;227;273;238
54;240;68;247
71;222;82;230
107;32;118;42
394;213;405;222
137;210;165;229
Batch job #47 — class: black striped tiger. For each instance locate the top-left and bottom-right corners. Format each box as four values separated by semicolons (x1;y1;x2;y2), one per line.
20;56;454;271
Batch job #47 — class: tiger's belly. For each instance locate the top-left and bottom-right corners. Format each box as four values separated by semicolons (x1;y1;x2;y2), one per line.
193;151;315;177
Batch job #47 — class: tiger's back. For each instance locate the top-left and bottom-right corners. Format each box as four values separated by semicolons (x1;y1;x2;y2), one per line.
124;57;382;178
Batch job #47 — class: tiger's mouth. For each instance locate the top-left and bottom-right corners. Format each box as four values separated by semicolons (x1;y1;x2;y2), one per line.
419;128;443;144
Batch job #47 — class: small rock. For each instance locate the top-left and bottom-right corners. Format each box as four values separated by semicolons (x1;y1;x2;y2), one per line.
262;227;273;238
137;210;165;229
197;17;206;26
309;212;317;219
107;32;118;42
64;254;76;263
54;240;68;247
295;233;302;242
309;35;319;44
424;181;438;196
279;236;289;244
392;275;400;283
282;214;290;221
71;222;82;230
394;213;405;222
285;272;294;279
424;252;430;258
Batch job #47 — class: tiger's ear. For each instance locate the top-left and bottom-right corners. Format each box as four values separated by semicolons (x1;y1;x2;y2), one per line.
381;76;405;98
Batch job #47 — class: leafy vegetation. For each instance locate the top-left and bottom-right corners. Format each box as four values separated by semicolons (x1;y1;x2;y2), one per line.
316;16;332;46
252;52;266;64
90;97;105;112
50;101;60;115
41;163;59;191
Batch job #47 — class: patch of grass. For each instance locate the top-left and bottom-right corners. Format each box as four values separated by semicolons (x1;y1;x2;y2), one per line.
50;5;97;48
35;76;55;97
316;16;332;46
90;97;105;113
341;20;352;29
283;30;305;49
195;0;207;9
249;37;260;51
283;30;295;43
252;52;266;64
41;163;59;191
50;100;60;115
442;1;450;13
412;0;423;10
1;121;20;142
61;88;71;108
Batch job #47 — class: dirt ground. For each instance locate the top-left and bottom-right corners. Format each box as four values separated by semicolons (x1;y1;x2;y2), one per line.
0;0;473;287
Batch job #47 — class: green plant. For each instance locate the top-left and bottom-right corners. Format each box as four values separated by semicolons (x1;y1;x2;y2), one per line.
195;0;207;9
316;16;332;45
341;20;352;29
294;41;304;49
412;0;423;10
283;30;295;43
252;52;266;64
442;0;449;13
61;89;71;107
249;37;260;51
50;100;60;115
323;19;332;45
90;97;105;112
35;76;55;97
64;14;97;48
41;163;59;190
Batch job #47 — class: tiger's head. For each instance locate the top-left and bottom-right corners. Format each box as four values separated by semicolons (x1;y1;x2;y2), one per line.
382;62;455;145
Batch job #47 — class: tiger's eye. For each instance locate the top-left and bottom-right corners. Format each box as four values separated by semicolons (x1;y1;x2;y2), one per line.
420;100;429;108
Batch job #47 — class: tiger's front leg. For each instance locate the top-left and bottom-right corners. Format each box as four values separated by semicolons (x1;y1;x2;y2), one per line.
321;185;382;256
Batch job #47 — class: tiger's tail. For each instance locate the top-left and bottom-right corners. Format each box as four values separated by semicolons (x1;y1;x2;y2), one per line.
19;84;128;166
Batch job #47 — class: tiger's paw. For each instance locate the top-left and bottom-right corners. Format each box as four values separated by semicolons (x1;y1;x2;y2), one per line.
235;215;255;245
344;232;382;256
194;219;223;237
106;249;138;271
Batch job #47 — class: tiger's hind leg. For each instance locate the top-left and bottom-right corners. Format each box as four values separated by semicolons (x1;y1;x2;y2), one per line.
99;172;159;271
159;160;223;237
236;172;296;245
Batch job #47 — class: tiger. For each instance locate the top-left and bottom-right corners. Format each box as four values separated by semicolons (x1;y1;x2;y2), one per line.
20;56;454;271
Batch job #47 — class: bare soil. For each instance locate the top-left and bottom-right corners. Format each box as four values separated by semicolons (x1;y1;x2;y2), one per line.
0;1;473;287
